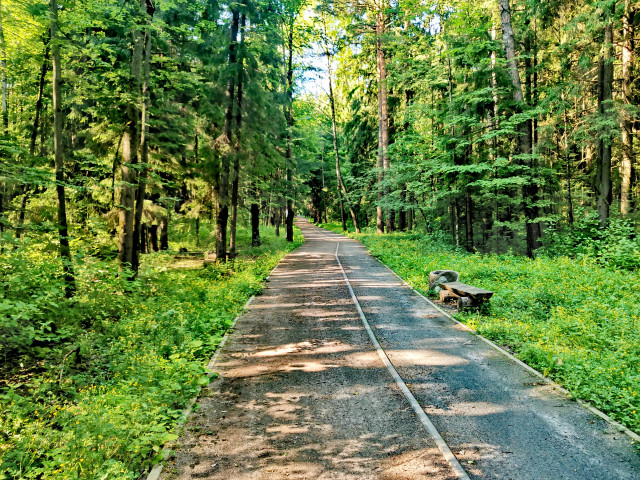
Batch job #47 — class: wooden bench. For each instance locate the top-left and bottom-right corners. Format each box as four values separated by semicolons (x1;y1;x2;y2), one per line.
440;282;494;311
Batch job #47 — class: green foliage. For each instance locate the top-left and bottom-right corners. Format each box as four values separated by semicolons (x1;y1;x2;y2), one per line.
542;210;640;270
0;227;303;479
322;223;640;434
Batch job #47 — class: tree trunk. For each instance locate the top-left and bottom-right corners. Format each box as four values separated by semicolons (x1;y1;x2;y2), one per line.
132;0;154;274
596;20;614;228
149;224;159;251
398;188;406;231
50;0;75;297
326;52;360;233
465;192;474;252
285;22;295;243
0;0;8;133
563;97;575;225
376;4;389;234
140;224;148;254
339;192;346;231
251;193;260;247
498;0;540;257
450;199;459;247
118;1;145;272
321;156;329;223
230;12;246;258
216;8;240;261
159;216;168;250
621;0;635;215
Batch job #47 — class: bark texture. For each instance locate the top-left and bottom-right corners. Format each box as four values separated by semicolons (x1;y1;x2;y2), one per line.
620;0;636;216
596;20;614;228
0;0;7;132
285;22;295;242
498;0;541;257
376;4;388;234
230;12;246;258
216;9;240;261
118;0;145;271
50;0;75;296
132;0;155;274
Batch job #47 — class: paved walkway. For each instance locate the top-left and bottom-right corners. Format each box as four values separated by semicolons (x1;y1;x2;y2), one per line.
162;219;640;479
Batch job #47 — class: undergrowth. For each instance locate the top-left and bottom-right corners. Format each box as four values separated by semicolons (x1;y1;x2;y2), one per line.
320;222;640;435
0;226;303;479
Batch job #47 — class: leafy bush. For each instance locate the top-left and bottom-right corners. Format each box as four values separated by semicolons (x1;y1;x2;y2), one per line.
542;209;640;270
0;235;135;365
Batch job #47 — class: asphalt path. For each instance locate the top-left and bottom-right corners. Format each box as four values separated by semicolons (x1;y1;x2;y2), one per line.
161;219;640;479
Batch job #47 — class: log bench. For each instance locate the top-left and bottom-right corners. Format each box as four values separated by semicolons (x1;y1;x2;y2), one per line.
439;282;494;311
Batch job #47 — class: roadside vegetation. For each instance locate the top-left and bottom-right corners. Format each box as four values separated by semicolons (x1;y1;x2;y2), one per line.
0;222;303;480
320;221;640;436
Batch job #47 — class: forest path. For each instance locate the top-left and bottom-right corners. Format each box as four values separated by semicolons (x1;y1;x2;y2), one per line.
161;219;640;480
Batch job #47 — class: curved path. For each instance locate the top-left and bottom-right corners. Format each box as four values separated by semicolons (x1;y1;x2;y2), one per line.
161;219;640;479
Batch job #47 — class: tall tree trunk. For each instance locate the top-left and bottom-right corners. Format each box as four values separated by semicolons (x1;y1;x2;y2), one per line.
499;0;541;257
250;182;260;247
285;22;295;242
216;9;240;261
149;224;158;251
230;12;246;258
465;192;474;252
50;0;75;297
376;4;388;234
118;1;144;271
339;191;346;231
398;188;406;231
321;154;328;223
326;52;360;233
0;0;8;133
563;96;575;225
449;199;459;247
596;20;614;228
621;0;636;215
159;215;168;250
132;0;154;274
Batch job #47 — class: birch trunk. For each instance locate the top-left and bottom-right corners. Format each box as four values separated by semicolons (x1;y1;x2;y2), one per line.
498;0;541;257
621;0;635;215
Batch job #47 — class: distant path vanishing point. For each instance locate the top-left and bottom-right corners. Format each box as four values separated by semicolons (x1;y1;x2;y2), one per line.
161;218;640;480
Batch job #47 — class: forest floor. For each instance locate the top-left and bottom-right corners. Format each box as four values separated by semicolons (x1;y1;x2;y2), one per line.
161;219;640;480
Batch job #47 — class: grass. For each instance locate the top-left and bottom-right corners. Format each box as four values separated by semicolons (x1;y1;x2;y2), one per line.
0;224;303;480
320;222;640;435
